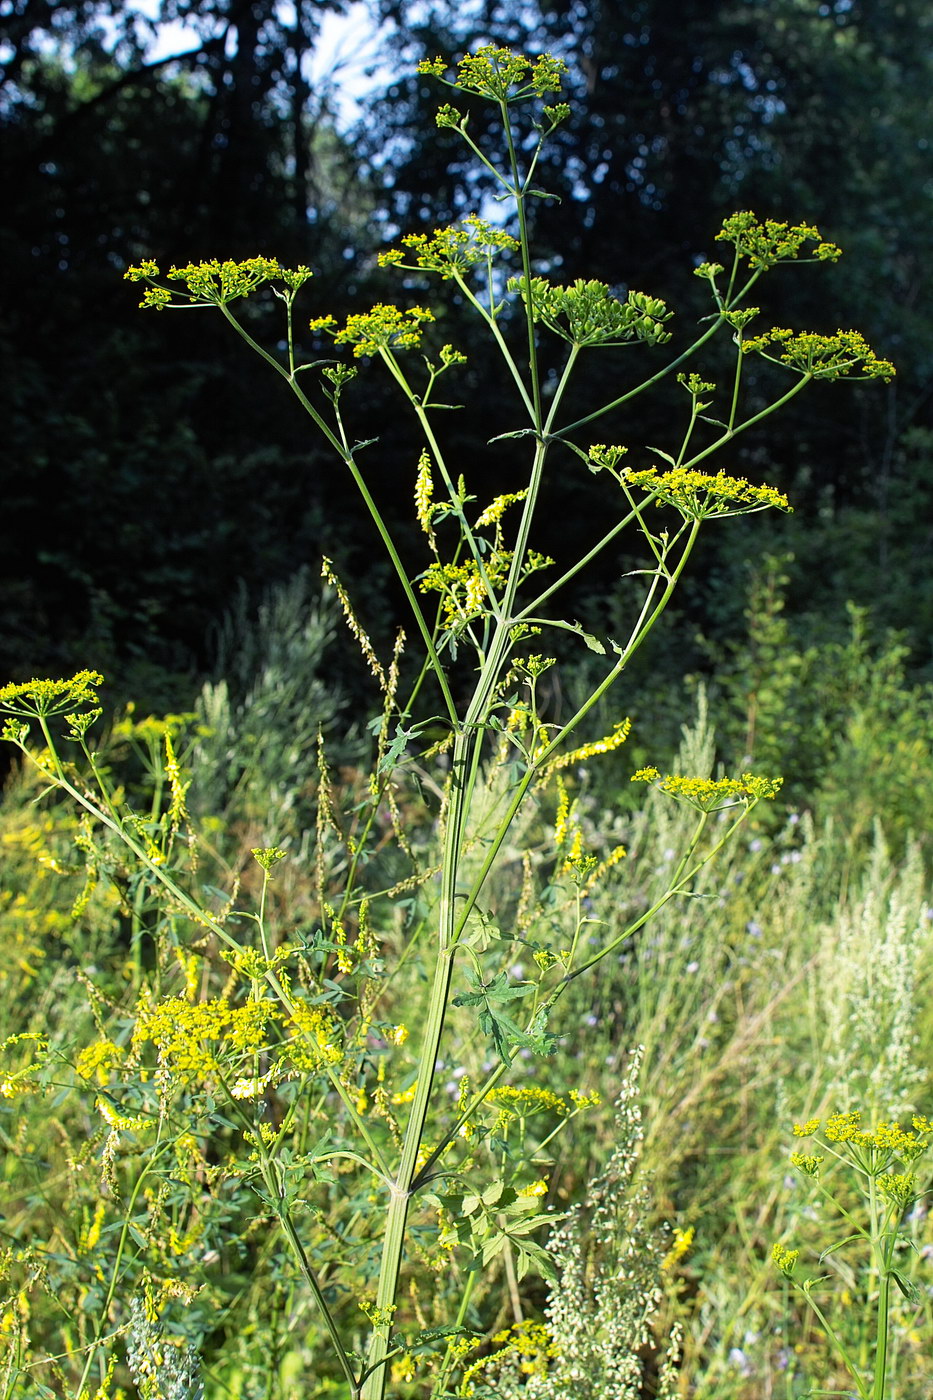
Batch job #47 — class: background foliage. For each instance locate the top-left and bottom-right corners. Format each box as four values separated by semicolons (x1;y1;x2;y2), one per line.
2;0;932;704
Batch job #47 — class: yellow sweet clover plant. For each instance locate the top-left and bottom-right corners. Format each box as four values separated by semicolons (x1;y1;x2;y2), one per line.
1;41;898;1400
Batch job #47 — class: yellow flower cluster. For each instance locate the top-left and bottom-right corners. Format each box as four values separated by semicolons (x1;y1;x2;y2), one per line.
490;1320;557;1377
662;1225;695;1270
420;558;506;623
878;1173;915;1208
716;212;842;269
792;1112;930;1164
124;257;311;308
414;450;436;543
587;443;628;473
418;47;567;101
133;996;280;1084
490;1084;568;1117
0;670;103;718
287;1000;344;1068
475;490;528;529
75;1039;125;1086
771;1242;799;1276
742;327;895;381
251;845;287;873
631;768;782;811
789;1151;823;1176
311;303;435;357
546;717;632;773
379;216;520;278
623;466;791;520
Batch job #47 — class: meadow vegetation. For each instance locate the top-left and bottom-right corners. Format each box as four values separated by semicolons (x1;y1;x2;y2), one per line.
1;45;929;1400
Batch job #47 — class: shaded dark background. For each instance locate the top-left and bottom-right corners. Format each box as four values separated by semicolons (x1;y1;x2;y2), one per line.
2;0;931;715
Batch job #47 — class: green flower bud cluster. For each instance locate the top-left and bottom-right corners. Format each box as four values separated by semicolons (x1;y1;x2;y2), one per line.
509;276;672;348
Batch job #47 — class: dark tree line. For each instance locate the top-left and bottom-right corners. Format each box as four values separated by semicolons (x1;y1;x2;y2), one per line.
1;0;931;708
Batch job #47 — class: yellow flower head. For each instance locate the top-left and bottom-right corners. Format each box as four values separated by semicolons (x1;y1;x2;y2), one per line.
321;303;436;357
632;768;782;811
0;670;103;718
623;466;790;520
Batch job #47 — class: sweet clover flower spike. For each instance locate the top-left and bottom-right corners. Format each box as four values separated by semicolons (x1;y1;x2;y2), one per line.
631;769;783;812
622;466;790;521
509;276;672;348
741;327;895;381
716;212;842;269
418;47;567;102
312;304;436;357
124;257;311;309
0;670;103;718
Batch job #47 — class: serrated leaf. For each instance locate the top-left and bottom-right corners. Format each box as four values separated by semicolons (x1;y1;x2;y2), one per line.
481;1235;507;1265
378;722;421;774
513;1238;558;1282
503;1214;550;1237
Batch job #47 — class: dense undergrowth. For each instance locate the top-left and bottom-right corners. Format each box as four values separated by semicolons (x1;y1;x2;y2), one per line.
1;570;931;1398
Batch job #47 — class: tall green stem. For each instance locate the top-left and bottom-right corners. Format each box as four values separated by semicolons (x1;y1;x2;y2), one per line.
361;724;474;1400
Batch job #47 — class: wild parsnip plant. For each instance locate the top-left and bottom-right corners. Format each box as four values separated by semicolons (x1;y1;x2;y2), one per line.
1;45;897;1400
774;1112;932;1400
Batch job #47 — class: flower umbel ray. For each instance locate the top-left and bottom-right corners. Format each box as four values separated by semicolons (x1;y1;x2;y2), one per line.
716;212;842;269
